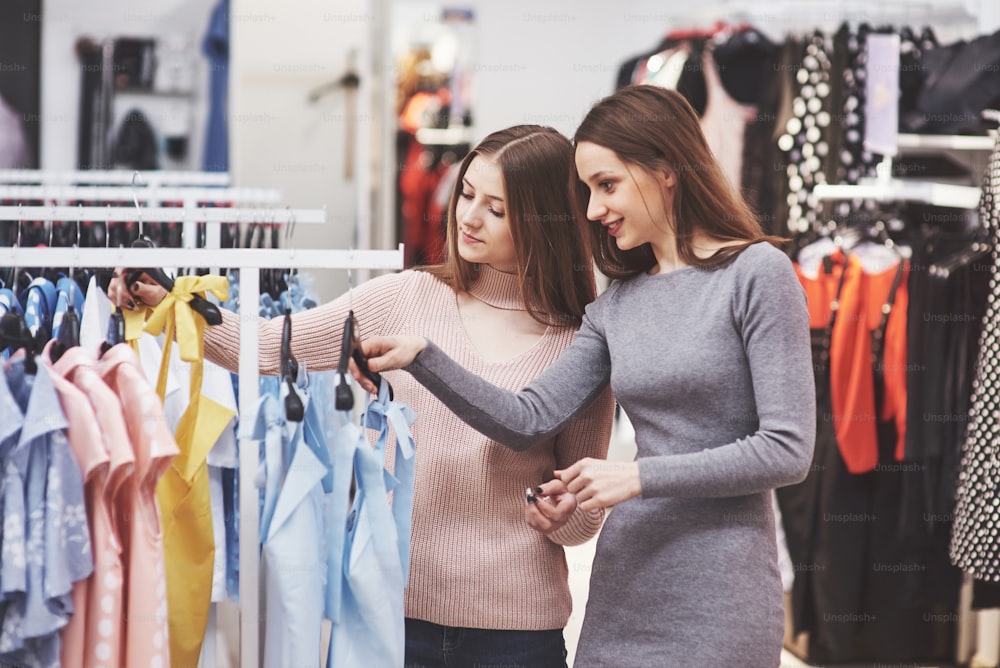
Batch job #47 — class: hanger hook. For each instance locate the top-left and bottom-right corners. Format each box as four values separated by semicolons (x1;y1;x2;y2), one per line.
131;170;145;238
76;204;82;248
15;203;22;248
284;206;296;243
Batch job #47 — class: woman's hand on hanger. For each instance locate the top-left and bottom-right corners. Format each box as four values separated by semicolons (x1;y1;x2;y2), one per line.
357;335;428;378
524;479;579;535
107;270;169;310
554;458;642;512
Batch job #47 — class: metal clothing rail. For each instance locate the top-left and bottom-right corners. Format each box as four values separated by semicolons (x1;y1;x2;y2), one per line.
812;180;982;209
0;246;402;270
0;244;404;668
0;185;283;205
0;169;231;187
0;205;326;225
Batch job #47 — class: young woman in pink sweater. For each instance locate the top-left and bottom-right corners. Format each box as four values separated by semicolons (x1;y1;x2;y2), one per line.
111;124;615;667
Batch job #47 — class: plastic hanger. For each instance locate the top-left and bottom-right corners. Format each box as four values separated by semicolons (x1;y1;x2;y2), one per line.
100;213;126;357
0;216;38;374
281;304;304;422
50;218;82;362
335;310;390;410
335;258;392;410
122;172;223;326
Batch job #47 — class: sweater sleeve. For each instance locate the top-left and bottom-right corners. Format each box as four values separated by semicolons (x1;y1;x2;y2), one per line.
406;297;613;451
546;385;615;546
637;250;816;498
204;271;410;375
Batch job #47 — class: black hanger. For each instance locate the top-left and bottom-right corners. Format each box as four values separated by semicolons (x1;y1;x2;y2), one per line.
281;307;304;422
335;310;391;410
51;220;83;363
122;170;222;326
123;237;224;326
0;311;39;374
99;309;126;358
49;304;80;363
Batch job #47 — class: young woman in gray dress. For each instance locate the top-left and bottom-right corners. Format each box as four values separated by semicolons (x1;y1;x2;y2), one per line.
359;84;816;667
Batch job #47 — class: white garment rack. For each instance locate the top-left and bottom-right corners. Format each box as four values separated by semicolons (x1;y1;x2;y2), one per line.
0;185;282;205
0;169;231;187
0;243;405;668
812;152;983;209
0;205;325;225
812;179;982;209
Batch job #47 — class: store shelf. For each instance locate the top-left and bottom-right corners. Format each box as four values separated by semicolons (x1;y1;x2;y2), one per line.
896;133;996;152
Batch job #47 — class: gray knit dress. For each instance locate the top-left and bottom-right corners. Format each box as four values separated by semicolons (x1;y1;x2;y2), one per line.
406;242;816;667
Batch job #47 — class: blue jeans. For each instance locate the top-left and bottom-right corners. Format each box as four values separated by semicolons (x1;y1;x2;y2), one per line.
404;617;568;668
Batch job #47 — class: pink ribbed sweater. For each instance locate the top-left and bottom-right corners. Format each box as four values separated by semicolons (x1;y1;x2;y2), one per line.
203;266;615;630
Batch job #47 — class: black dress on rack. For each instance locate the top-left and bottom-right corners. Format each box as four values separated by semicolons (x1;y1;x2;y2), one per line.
950;136;1000;582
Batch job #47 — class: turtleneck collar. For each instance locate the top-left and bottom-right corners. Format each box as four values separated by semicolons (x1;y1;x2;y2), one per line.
467;264;525;311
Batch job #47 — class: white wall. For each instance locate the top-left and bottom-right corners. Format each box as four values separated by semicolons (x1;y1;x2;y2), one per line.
40;0;214;170
230;0;374;302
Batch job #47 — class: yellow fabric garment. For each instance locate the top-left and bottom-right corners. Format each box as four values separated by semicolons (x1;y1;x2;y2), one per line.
121;304;145;355
147;275;235;668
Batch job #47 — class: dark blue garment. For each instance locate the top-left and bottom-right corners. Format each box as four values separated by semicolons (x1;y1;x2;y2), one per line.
52;276;84;340
21;277;56;340
403;617;568;668
202;0;229;172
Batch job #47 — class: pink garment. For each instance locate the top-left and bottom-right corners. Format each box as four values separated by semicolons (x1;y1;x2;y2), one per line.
51;345;134;668
699;49;757;192
98;344;178;668
42;343;116;668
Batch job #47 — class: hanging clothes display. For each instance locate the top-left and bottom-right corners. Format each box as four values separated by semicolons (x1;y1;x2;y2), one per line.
249;375;331;668
47;344;130;668
143;275;234;668
240;365;416;668
0;358;92;667
202;0;230;172
950;136;1000;581
98;343;178;668
328;378;416;668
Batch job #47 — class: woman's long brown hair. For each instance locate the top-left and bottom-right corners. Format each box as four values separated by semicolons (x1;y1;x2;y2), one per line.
572;84;784;279
421;125;595;327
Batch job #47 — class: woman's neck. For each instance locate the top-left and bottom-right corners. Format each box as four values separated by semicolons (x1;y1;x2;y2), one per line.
467;264;524;311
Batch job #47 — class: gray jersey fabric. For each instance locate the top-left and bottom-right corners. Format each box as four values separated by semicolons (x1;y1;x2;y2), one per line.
406;242;816;666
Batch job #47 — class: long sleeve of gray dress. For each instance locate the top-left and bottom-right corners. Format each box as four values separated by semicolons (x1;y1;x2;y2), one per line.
408;241;815;496
408;306;612;450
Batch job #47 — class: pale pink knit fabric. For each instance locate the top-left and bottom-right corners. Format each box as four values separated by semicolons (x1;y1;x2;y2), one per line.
204;267;615;630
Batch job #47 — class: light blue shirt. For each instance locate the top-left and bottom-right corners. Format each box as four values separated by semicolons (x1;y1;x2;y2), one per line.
0;360;92;667
243;373;331;668
328;379;415;668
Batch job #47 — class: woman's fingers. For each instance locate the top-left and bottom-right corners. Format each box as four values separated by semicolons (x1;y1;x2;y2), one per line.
106;269;167;310
361;335;428;372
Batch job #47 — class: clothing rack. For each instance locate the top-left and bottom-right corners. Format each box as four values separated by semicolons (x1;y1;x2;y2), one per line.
0;243;405;668
0;205;325;224
0;185;283;205
812;180;982;209
0;169;230;187
812;150;983;209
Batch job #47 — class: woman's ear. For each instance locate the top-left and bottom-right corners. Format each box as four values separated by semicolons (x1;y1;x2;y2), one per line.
658;168;677;189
